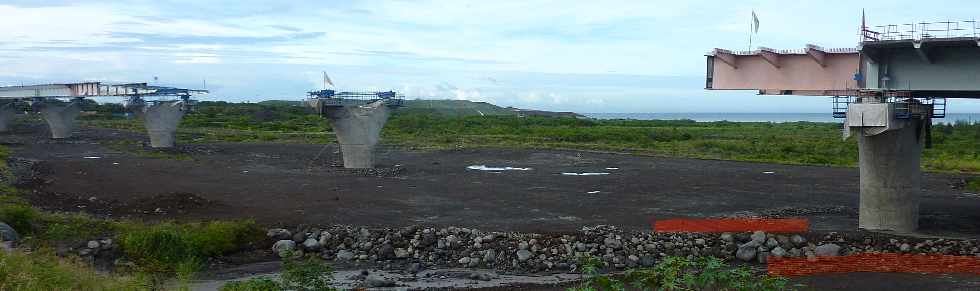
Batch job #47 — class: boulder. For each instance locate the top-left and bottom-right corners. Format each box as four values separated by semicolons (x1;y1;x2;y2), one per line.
336;249;355;261
815;243;841;257
750;231;766;243
272;240;296;258
516;250;532;262
302;238;321;252
0;223;19;242
736;245;757;262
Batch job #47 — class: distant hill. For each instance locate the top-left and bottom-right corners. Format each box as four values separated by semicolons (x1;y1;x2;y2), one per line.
256;99;586;118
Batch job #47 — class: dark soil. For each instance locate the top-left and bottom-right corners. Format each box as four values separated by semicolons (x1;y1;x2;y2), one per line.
4;123;980;290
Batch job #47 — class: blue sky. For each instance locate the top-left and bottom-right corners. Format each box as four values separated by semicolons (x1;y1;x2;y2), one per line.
1;0;979;113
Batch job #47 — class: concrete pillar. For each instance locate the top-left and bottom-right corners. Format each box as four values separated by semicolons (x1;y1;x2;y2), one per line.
142;101;186;148
323;101;391;168
856;119;925;232
847;102;926;232
39;102;81;139
0;104;14;133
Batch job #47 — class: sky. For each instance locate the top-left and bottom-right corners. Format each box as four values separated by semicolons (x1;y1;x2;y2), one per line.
1;0;979;113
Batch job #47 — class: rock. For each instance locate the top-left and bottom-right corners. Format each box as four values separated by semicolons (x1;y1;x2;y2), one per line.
628;255;640;262
302;238;321;252
467;257;481;268
771;246;787;258
640;255;657;267
378;244;394;259
575;242;588;252
736;245;757;262
603;238;622;250
407;262;423;274
458;257;471;265
266;228;290;240
765;238;779;248
518;241;529;250
394;248;410;258
318;231;332;246
483;249;496;263
0;223;19;242
291;232;305;243
359;228;371;239
336;249;355;261
516;250;532;262
694;238;706;245
815;243;841;257
720;233;734;242
468;272;493;281
788;248;803;258
900;243;911;253
790;234;806;247
750;231;766;243
363;276;396;288
757;251;770;264
0;241;12;253
87;240;100;249
272;240;296;258
99;238;113;250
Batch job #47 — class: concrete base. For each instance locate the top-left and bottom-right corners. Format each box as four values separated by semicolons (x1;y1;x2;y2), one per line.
323;101;391;168
856;118;925;232
40;102;81;139
142;102;186;148
0;104;14;133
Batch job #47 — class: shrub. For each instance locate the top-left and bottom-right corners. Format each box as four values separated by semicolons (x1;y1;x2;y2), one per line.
0;203;37;235
119;220;262;273
220;255;336;291
568;255;797;291
0;249;148;291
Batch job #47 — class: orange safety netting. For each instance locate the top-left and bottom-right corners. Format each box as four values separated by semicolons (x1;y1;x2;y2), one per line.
768;253;980;276
652;218;809;233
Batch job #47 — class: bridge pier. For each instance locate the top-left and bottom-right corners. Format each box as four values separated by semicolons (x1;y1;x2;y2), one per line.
0;103;14;133
322;101;391;168
39;101;81;139
846;100;927;232
141;101;186;148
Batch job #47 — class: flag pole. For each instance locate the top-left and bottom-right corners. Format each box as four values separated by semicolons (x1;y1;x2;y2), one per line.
749;12;754;51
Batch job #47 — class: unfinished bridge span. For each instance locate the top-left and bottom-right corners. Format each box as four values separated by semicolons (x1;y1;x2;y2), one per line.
705;19;980;233
0;82;207;148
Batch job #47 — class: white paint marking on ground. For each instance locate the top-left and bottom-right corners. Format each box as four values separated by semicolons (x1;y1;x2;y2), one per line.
587;190;601;194
467;165;532;171
605;167;620;170
82;156;102;159
762;171;775;174
561;172;610;176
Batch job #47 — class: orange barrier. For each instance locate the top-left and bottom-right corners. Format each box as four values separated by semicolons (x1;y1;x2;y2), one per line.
769;253;980;276
652;218;809;233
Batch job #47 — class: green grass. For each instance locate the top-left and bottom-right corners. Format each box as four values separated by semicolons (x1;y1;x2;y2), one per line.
117;220;263;274
77;101;980;173
0;249;149;291
966;178;980;192
568;255;797;291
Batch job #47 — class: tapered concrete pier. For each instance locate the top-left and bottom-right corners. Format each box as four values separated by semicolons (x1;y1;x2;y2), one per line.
0;104;14;133
322;101;391;168
141;101;186;148
39;102;81;139
846;101;927;232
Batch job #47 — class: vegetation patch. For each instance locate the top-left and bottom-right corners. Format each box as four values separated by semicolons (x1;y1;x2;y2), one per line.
569;255;796;291
221;256;336;291
0;250;149;291
118;220;263;273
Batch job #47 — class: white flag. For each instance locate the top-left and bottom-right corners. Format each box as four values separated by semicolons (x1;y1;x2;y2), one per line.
752;11;760;33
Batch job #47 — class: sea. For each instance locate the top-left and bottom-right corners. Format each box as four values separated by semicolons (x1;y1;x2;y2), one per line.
584;113;980;124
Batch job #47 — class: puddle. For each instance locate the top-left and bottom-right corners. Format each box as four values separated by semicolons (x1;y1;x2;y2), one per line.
561;172;609;176
187;268;581;290
467;165;532;171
